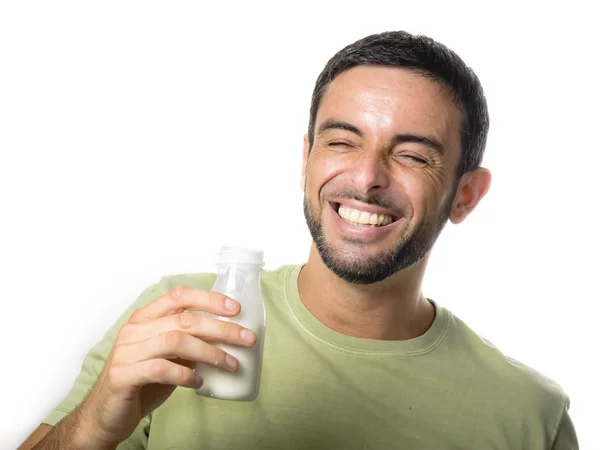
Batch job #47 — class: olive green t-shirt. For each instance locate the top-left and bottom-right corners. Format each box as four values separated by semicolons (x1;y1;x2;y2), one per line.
43;265;578;449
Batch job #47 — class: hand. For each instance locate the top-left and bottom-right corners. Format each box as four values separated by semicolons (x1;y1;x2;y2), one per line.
77;286;257;447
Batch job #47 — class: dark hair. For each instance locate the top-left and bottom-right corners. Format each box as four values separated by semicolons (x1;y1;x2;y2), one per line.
308;31;489;176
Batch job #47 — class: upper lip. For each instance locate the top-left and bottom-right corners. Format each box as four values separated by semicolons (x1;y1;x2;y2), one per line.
331;199;402;220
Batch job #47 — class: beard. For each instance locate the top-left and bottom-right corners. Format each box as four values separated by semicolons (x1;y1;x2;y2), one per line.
303;187;457;285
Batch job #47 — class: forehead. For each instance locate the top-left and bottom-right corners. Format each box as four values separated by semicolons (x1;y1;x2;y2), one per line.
316;65;463;144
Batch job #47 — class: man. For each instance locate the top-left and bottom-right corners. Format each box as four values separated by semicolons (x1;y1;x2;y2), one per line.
21;30;578;449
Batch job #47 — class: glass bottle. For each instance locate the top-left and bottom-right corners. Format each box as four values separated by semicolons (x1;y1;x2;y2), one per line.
195;246;266;401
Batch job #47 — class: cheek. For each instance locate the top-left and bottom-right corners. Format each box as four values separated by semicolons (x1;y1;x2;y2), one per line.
398;171;448;221
306;153;347;196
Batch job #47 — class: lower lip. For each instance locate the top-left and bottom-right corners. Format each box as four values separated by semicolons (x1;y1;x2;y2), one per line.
329;203;399;240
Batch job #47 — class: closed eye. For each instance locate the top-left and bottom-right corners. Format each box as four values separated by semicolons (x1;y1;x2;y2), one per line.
395;153;429;165
328;141;357;151
405;155;427;163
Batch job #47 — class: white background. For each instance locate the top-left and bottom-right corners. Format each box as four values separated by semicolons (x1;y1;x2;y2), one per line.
1;1;598;448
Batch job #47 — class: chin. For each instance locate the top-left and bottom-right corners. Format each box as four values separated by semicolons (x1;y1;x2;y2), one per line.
317;239;404;285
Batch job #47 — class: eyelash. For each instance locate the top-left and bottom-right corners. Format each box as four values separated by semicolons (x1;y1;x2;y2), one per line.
327;142;429;165
329;142;352;147
401;154;427;163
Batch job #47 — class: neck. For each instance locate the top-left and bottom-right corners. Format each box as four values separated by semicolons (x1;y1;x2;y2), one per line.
297;245;435;341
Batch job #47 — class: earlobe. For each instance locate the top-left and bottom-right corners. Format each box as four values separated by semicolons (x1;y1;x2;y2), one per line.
300;134;310;191
449;168;492;224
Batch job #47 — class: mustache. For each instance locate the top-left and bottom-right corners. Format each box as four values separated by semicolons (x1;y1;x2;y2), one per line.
325;189;408;213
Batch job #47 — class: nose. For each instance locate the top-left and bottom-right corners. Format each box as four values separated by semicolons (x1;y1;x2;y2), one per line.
350;149;391;195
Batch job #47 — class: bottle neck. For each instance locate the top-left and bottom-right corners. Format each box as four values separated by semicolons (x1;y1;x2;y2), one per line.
216;263;262;275
214;263;262;296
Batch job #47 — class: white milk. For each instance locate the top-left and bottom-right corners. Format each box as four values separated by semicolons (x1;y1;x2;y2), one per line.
195;246;266;401
195;336;263;400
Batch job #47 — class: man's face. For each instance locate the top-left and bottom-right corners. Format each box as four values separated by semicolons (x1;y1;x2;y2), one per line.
302;65;464;284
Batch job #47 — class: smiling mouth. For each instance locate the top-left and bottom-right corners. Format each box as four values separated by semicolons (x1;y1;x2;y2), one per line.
334;203;399;227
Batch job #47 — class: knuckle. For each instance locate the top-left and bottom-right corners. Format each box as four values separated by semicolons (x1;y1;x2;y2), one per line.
210;345;225;365
146;360;166;379
176;364;189;384
176;311;194;330
208;291;227;310
128;309;143;322
117;323;136;341
111;345;125;364
163;330;184;350
218;320;231;337
168;285;189;302
107;366;122;385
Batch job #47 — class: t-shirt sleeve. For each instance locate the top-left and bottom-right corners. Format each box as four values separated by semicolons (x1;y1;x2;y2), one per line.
551;405;579;450
42;277;174;450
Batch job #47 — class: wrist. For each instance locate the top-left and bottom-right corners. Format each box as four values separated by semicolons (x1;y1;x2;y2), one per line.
71;429;117;450
67;407;119;450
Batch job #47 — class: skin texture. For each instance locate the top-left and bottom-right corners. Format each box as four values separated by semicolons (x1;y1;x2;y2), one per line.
299;65;491;341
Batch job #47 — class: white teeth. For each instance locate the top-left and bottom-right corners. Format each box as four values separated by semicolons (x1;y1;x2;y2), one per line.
338;205;394;227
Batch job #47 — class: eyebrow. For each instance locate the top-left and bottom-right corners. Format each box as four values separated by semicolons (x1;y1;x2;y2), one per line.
317;119;444;154
317;119;364;138
391;134;444;154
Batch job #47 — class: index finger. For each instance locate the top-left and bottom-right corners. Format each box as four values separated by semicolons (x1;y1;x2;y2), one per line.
129;286;239;323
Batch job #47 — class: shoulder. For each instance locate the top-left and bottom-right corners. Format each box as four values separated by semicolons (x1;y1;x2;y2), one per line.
443;307;569;412
434;305;573;447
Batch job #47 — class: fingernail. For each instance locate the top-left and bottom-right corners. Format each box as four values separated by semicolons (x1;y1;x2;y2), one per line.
195;372;204;387
225;298;238;312
240;329;256;344
225;354;239;371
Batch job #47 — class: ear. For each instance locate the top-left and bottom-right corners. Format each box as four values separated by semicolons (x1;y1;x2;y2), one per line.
300;134;310;190
449;168;492;224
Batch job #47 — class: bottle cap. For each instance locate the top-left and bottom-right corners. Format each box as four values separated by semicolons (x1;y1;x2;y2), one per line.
217;246;264;266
